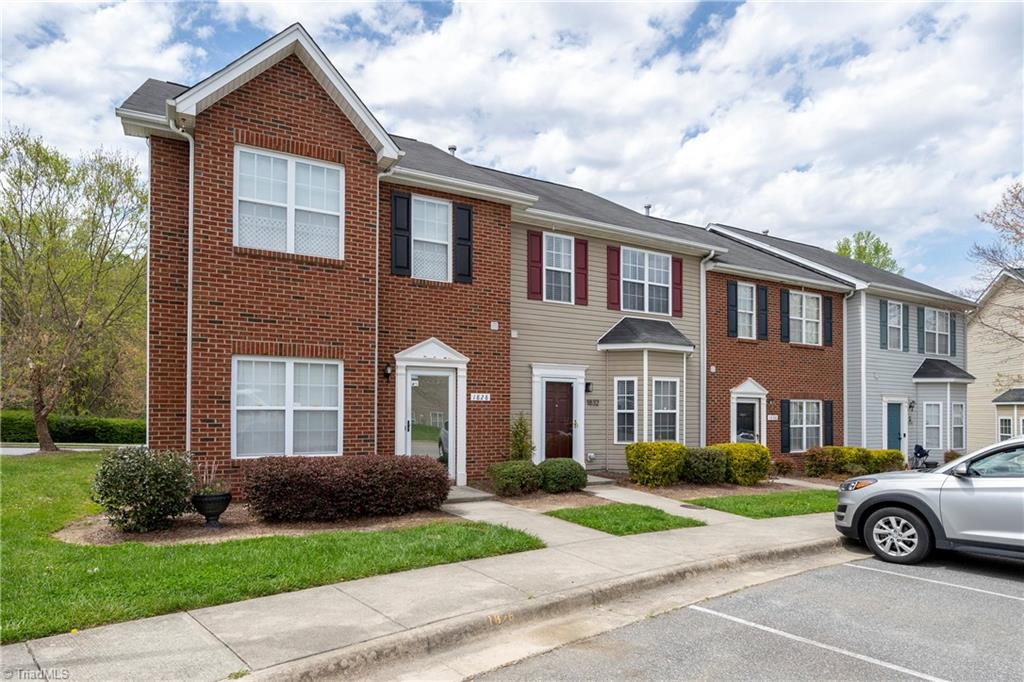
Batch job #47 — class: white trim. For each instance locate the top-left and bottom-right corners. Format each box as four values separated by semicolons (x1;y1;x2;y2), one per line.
596;342;694;353
923;401;943;451
881;396;909;459
388;166;537;208
998;416;1013;440
886;300;904;351
923;307;951;356
699;250;715;447
735;281;757;340
621;246;673;316
651;377;681;442
946;382;951;451
860;290;867;448
788;290;823;346
707;262;851;292
788;399;823;453
530;364;587;466
642;350;649;441
613;376;638;445
729;378;768;447
681;354;688;445
951;401;966;450
410;194;453;283
404;367;457;480
912;377;974;384
842;291;850;445
542;232;575;304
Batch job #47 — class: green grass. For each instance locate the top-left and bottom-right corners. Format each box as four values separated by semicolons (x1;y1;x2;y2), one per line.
0;452;543;643
546;503;705;536
689;489;838;519
411;424;441;441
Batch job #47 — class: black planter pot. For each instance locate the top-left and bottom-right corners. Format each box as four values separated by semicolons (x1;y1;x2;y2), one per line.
192;492;232;528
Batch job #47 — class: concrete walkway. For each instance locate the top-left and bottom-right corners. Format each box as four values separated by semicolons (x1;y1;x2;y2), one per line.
443;499;609;545
1;510;838;682
776;477;838;490
586;485;747;525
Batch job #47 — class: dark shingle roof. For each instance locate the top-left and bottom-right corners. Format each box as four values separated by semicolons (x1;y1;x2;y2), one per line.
390;136;529;194
119;79;188;116
598;317;694;348
913;359;975;381
993;388;1024;403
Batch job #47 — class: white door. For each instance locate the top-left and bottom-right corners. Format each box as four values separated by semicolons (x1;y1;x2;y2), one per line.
406;368;456;479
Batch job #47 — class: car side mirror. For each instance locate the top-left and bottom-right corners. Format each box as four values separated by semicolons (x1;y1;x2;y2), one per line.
953;463;970;477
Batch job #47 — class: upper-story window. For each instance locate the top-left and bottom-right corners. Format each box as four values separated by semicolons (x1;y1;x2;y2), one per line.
544;233;574;303
887;301;903;350
622;247;670;315
235;147;344;259
789;291;821;345
737;282;756;339
924;308;950;355
411;196;452;282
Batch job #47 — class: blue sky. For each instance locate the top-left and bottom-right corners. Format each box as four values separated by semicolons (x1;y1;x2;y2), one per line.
3;1;1021;294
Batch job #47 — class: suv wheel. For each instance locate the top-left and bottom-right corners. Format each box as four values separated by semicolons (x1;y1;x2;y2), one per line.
863;507;932;564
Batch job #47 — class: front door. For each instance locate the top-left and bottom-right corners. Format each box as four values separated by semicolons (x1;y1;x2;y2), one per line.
734;400;758;443
407;369;455;479
544;381;574;458
886;402;903;452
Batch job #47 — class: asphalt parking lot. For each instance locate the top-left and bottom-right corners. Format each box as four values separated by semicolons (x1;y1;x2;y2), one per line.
479;552;1024;681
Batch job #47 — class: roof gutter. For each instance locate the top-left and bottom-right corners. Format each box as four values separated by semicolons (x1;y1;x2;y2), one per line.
387;167;537;208
707;262;852;292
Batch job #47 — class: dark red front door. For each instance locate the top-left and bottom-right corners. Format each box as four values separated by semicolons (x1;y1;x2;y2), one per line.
544;382;573;458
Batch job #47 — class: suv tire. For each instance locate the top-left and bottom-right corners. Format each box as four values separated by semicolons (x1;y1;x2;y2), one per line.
863;506;933;564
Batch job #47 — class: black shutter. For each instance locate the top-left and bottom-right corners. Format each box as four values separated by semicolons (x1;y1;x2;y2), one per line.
726;281;738;337
823;400;834;446
453;203;473;283
390;191;411;276
879;299;888;349
917;306;925;353
780;400;791;453
780;289;790;342
823;296;833;346
757;285;768;340
902;304;910;352
950;314;957;356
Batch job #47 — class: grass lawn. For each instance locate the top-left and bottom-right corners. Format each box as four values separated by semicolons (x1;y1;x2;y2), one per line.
0;452;543;643
546;503;705;536
689;489;838;519
411;424;441;441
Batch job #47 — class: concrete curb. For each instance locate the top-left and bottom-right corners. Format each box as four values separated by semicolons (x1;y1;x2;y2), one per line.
246;535;844;681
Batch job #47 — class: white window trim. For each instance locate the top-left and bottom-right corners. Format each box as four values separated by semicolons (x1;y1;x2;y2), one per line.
924;307;951;356
951;402;966;450
231;355;344;458
789;291;822;346
998;416;1013;440
923;401;943;450
621;246;672;316
613;376;638;445
789;399;823;453
233;145;345;259
651;377;680;442
887;301;903;351
410;194;453;283
736;281;757;340
542;231;575;304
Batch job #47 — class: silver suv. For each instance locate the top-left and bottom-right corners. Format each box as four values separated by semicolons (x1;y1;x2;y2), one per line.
835;437;1024;564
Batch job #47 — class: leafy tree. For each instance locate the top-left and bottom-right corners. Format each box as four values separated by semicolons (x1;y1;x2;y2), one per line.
835;230;904;274
1;130;147;451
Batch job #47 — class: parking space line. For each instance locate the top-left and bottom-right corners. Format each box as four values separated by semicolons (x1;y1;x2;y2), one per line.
845;563;1024;602
687;605;948;682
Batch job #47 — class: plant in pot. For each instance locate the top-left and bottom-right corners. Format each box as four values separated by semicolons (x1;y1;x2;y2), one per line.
191;460;232;528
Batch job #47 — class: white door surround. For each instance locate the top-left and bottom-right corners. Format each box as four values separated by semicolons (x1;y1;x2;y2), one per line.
531;363;587;466
730;378;768;447
394;338;469;485
881;396;909;460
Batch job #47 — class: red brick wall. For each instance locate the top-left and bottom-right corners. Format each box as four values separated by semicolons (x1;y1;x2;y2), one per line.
378;184;512;481
706;271;844;462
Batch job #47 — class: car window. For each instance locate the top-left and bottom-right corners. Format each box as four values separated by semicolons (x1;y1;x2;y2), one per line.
968;447;1024;478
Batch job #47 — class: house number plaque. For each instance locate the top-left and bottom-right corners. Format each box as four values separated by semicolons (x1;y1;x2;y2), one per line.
471;393;491;402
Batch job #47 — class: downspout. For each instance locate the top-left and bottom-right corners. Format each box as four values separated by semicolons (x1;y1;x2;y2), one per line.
699;250;716;447
842;289;854;446
860;289;867;448
375;168;394;453
169;118;195;451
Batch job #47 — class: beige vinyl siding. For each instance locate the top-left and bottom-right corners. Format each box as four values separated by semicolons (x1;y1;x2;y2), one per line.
510;224;702;471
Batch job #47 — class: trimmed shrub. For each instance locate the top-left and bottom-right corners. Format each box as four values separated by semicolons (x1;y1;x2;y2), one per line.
804;446;844;477
944;449;962;464
0;409;145;444
509;413;535;461
245;455;451;521
711;442;771;486
91;446;193;532
769;456;797;479
805;446;905;477
868;449;905;473
625;442;685;487
537;458;587;493
679;447;729;484
489;460;542;496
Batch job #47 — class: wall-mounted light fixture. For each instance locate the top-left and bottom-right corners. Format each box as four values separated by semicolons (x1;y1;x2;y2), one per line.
382;362;393;382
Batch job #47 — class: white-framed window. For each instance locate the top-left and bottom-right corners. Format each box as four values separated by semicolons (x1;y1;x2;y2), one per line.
232;356;343;458
652;378;679;441
543;233;574;303
999;417;1013;440
1020;418;1024;437
737;282;756;339
789;400;821;452
887;301;903;350
924;402;942;450
614;377;636;444
622;247;671;315
411;196;452;282
952;403;965;450
234;146;344;259
789;291;821;345
924;308;950;355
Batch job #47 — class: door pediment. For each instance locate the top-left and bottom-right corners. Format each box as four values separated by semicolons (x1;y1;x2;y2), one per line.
730;377;768;397
395;337;469;366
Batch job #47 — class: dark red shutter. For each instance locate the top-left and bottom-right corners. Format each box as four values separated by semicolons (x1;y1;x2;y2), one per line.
671;256;683;317
574;239;588;305
607;245;620;310
527;230;543;300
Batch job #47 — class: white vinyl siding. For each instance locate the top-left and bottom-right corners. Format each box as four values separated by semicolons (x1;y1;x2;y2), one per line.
614;377;637;444
887;301;903;350
652;378;679;441
234;147;344;259
789;292;821;345
737;282;756;339
999;417;1013;440
622;247;671;315
924;308;950;355
789;400;821;452
952;403;965;450
924;402;942;450
411;196;451;282
543;233;574;303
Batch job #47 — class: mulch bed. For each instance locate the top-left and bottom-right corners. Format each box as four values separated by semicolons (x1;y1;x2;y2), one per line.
468;479;611;513
588;470;800;501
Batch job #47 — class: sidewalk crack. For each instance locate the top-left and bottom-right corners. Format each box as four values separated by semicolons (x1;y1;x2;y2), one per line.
185;611;251;670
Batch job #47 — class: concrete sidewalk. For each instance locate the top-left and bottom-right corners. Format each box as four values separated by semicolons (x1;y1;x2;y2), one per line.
2;509;840;682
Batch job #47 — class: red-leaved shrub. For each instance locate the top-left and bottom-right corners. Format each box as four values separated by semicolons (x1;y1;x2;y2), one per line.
245;455;451;521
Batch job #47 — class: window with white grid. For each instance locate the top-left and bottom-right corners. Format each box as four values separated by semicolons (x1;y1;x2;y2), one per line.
789;292;821;345
234;147;344;259
411;196;451;282
622;247;671;315
924;308;950;355
652;378;678;441
544;233;574;303
233;357;342;457
737;283;756;339
887;301;903;350
924;402;942;450
614;378;636;444
952;403;965;450
999;417;1012;441
789;400;821;452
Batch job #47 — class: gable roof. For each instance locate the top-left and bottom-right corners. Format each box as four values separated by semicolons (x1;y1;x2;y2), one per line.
974;267;1024;307
912;358;975;382
597;317;695;351
993;388;1024;404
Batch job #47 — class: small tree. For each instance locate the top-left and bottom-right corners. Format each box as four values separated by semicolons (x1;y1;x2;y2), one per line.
509;413;535;460
835;230;903;274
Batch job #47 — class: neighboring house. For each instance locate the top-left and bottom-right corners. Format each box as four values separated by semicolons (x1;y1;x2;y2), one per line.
708;224;975;464
966;269;1024;450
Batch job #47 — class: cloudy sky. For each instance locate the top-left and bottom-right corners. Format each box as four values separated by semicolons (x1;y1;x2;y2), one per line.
3;1;1021;292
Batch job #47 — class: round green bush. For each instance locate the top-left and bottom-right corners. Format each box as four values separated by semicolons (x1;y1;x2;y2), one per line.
711;442;771;486
91;446;193;532
537;458;587;493
679;447;728;484
625;442;685;487
489;460;542;496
